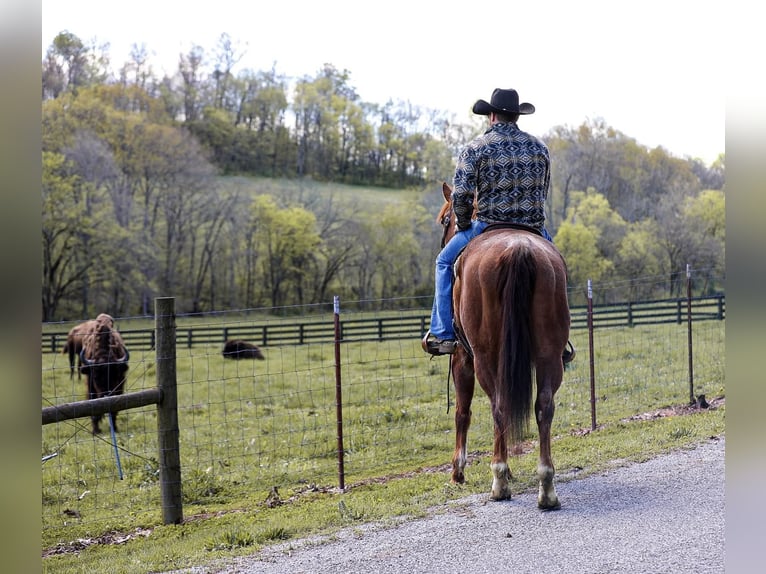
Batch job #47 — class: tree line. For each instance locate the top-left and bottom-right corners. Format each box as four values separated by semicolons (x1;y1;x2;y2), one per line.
41;31;725;321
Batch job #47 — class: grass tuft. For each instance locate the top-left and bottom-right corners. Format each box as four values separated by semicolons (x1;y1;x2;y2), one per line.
205;528;255;551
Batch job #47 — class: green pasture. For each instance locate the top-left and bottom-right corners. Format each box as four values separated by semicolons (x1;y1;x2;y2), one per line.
41;319;725;573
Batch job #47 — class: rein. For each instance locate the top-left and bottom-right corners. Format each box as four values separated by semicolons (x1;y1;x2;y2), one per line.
446;354;452;413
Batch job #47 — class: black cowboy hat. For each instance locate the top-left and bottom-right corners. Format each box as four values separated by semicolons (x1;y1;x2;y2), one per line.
472;88;535;116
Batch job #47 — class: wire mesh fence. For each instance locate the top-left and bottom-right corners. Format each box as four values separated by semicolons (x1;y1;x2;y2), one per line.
41;292;725;549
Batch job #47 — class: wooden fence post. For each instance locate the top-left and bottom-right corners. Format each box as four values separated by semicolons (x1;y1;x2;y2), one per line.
717;294;724;320
156;297;183;524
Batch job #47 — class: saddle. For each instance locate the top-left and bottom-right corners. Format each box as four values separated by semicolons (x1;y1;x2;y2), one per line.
481;222;544;237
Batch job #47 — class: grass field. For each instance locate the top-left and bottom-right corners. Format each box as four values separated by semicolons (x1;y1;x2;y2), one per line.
41;316;725;573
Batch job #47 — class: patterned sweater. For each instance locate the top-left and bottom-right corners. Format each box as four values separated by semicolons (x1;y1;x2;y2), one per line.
452;122;550;231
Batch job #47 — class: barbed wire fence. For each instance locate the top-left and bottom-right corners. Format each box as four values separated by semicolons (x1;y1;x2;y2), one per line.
41;275;725;548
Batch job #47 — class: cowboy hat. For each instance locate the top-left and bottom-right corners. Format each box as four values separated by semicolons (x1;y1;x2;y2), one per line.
472;88;535;116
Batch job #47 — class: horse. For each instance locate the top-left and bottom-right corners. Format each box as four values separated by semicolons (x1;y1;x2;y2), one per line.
436;182;571;509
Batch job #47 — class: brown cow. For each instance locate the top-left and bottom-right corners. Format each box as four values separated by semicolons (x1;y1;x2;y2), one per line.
79;313;129;434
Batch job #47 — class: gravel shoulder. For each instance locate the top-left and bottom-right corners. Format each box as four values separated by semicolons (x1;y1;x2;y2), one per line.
179;435;724;574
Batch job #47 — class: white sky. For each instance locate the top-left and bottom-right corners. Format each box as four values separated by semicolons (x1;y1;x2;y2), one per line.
42;0;725;165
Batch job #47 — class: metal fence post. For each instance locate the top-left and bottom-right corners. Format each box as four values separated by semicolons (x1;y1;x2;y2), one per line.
686;265;695;405
333;295;346;490
587;279;597;430
156;297;183;524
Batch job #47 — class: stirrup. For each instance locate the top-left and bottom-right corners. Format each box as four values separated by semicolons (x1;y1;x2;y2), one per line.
422;332;457;356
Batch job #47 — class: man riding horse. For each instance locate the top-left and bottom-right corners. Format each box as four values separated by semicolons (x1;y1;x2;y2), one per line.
423;87;574;363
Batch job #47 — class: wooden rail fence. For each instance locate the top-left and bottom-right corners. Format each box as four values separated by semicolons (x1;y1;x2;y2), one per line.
41;294;725;354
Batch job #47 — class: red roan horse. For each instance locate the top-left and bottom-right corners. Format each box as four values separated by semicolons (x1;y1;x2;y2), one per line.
438;183;570;509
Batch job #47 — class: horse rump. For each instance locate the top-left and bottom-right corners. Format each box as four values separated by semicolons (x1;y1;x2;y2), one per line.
222;339;265;360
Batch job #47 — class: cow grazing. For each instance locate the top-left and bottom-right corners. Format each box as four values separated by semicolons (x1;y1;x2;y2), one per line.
79;313;129;435
222;339;265;360
61;319;98;380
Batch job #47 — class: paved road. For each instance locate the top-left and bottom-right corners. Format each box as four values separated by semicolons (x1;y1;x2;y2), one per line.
181;436;725;574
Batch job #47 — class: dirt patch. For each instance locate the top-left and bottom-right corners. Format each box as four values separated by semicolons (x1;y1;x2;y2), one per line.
620;394;725;422
42;527;152;558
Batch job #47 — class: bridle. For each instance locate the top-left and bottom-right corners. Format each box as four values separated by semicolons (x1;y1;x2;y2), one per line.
440;208;454;249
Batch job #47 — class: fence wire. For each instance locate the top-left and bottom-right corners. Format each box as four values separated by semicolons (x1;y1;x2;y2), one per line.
41;297;724;549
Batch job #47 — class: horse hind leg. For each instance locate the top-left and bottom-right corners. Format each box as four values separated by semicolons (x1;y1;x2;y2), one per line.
451;407;470;484
451;353;475;485
489;407;513;500
535;363;562;510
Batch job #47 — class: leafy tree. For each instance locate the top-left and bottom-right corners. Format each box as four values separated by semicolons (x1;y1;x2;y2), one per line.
118;43;154;92
358;202;430;301
554;221;613;303
298;193;365;303
689;153;725;190
211;33;245;111
565;189;627;268
545;118;625;231
545;119;710;232
615;220;664;299
232;67;290;175
188;107;238;171
42;152;85;320
422;138;455;187
42;31;95;99
250;195;321;307
652;187;705;297
60;130;122;312
684;189;725;242
178;44;206;122
680;189;725;294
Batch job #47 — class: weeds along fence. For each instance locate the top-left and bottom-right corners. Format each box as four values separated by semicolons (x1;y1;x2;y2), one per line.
41;291;725;548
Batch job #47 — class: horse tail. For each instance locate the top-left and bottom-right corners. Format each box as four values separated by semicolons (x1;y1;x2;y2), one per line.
498;242;536;444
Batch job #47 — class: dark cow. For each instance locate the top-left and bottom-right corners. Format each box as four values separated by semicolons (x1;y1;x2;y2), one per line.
61;319;98;380
222;339;265;360
79;313;129;435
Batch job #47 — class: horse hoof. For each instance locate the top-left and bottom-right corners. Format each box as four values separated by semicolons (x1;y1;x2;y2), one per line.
490;483;513;501
538;498;561;511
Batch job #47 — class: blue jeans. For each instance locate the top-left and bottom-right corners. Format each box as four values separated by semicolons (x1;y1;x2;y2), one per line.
429;222;552;340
